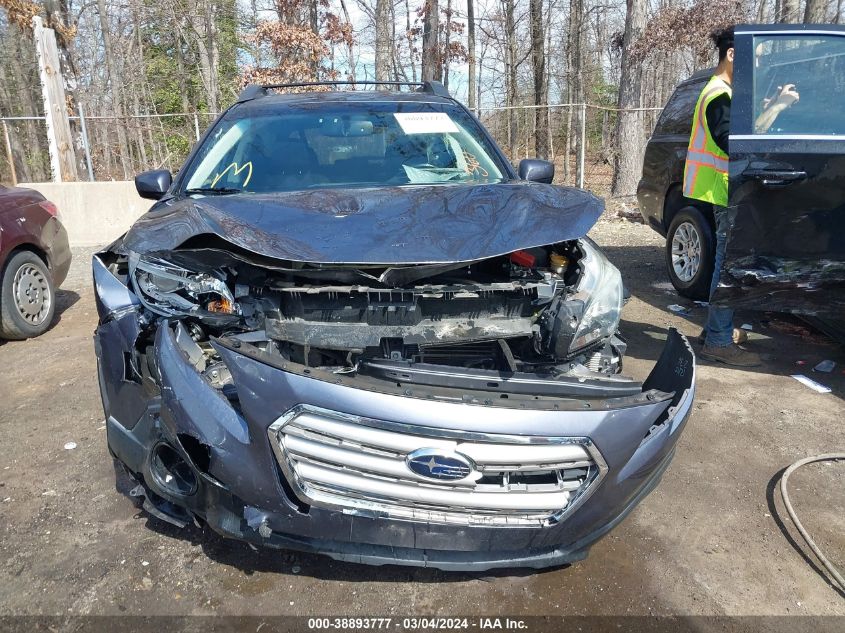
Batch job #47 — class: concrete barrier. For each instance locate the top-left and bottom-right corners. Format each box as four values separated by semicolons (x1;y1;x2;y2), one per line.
19;181;151;247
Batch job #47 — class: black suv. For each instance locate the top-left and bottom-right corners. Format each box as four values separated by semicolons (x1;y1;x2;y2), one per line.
638;68;715;300
638;23;845;315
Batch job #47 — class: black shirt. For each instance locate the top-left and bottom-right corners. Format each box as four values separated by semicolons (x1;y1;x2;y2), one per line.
705;93;731;155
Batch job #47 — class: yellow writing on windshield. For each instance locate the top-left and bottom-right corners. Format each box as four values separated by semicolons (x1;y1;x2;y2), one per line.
211;161;253;189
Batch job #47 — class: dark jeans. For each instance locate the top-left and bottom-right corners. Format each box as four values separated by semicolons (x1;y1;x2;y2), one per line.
704;205;734;348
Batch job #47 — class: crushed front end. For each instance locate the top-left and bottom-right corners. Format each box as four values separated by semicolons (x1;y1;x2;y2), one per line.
93;237;695;571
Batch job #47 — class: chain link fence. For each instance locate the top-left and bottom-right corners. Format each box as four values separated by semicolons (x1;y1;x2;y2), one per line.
478;103;665;194
0;111;219;185
1;104;663;195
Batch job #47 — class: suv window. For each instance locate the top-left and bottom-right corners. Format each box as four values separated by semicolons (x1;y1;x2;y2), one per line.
654;80;706;136
753;34;845;135
182;101;507;194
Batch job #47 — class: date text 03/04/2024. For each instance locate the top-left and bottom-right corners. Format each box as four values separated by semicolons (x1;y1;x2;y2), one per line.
306;618;529;630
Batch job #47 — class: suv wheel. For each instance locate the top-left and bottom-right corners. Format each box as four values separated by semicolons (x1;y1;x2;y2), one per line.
665;207;715;301
0;250;56;340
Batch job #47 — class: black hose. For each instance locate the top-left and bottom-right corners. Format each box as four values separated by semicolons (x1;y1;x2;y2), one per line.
779;453;845;591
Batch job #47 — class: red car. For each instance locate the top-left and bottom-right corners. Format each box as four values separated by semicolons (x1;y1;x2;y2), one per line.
0;185;71;339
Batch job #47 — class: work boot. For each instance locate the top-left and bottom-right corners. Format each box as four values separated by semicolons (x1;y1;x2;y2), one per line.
700;343;761;367
697;328;748;345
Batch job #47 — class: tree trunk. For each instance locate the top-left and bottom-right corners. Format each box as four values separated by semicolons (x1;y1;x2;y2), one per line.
611;0;646;197
390;1;406;81
189;1;221;113
803;0;829;22
4;28;44;180
562;103;572;183
309;0;318;33
405;0;417;81
175;29;191;113
778;0;800;22
375;0;391;81
338;0;356;81
443;0;452;89
96;0;130;179
422;0;441;81
529;0;547;159
466;0;476;111
476;38;485;118
569;0;585;187
505;0;517;158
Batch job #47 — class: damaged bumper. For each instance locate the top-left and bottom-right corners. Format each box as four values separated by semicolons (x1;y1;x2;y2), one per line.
95;256;696;571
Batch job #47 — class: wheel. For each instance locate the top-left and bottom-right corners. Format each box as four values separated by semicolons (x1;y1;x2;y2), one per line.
0;250;56;339
665;207;715;301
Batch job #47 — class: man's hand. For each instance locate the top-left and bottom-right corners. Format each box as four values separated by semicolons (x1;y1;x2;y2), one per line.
774;84;800;108
762;85;800;111
756;84;800;133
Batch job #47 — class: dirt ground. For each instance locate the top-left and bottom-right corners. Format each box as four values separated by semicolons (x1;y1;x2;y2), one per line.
0;217;842;620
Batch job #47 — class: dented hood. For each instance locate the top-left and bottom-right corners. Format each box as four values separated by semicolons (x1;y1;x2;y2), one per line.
122;182;603;264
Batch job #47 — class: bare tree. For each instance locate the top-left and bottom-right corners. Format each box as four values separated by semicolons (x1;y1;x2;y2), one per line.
443;0;452;88
529;0;547;159
466;0;476;112
422;0;441;81
374;0;390;80
96;0;131;178
611;0;646;197
187;0;222;113
777;0;800;22
569;0;586;186
803;0;829;22
505;0;517;158
338;0;357;80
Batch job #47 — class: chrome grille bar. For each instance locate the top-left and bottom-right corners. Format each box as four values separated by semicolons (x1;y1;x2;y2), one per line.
268;404;607;527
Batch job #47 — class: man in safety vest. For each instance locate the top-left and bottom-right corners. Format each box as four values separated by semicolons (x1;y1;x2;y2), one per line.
684;27;760;367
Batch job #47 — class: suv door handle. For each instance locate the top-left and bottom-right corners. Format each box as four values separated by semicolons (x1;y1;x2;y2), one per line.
743;168;807;187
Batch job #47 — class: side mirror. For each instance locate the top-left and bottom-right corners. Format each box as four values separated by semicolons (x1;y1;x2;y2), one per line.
135;170;172;200
518;159;554;184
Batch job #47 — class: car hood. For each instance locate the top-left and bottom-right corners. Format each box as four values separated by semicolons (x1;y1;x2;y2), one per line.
122;182;603;265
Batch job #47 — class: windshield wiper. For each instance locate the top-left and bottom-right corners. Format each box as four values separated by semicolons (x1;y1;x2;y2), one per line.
184;187;243;196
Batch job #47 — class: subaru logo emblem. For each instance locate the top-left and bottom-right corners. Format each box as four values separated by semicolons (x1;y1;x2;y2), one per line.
406;448;475;481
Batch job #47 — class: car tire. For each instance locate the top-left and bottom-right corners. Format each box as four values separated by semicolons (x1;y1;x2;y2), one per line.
0;250;56;340
665;207;715;301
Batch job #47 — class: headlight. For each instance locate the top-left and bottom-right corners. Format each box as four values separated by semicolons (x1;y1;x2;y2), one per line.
569;239;623;351
128;252;238;317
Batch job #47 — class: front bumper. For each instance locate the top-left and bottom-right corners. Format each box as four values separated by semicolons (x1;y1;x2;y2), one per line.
94;256;696;571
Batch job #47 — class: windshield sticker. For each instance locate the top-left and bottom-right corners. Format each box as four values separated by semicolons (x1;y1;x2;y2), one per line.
211;161;253;189
394;112;460;135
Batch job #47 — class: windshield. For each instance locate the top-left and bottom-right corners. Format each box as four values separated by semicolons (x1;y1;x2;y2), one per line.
182;101;507;194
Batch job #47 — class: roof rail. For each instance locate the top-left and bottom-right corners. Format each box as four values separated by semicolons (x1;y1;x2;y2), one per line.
235;80;452;103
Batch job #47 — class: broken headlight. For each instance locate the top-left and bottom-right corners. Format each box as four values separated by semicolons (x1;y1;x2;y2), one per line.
569;239;623;351
128;252;238;317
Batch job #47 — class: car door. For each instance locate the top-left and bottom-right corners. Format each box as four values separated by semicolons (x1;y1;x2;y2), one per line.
712;24;845;317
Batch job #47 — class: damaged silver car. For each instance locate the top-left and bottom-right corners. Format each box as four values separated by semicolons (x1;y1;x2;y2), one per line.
94;81;695;570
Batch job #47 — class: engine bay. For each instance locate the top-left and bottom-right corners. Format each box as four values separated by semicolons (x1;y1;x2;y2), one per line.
101;237;631;399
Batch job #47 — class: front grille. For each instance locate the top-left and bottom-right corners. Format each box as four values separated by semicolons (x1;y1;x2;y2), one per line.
268;405;606;526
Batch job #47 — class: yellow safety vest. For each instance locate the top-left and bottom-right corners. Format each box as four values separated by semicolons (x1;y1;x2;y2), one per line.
683;76;732;206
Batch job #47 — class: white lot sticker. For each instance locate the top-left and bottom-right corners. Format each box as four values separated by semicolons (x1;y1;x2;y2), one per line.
791;374;832;394
394;112;459;135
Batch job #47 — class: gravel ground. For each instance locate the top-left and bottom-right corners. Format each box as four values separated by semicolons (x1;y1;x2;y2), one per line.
0;218;842;620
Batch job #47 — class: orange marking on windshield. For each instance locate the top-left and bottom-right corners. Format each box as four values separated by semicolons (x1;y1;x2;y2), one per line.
462;151;488;177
